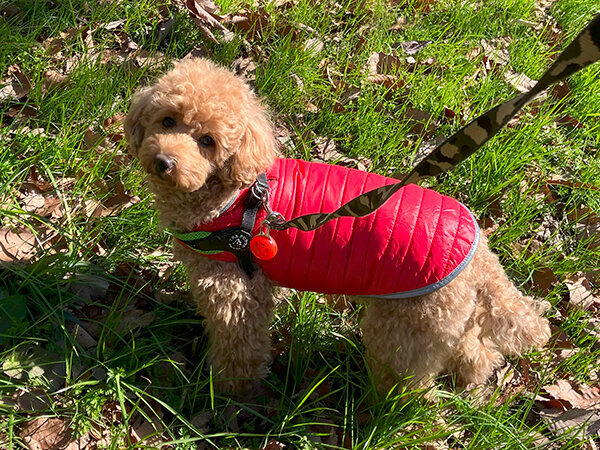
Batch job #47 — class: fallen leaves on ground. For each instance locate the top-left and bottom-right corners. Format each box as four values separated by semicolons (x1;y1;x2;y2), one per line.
0;227;39;263
183;0;233;43
537;380;600;440
565;274;600;312
19;418;75;450
0;65;31;102
542;380;600;410
130;403;169;447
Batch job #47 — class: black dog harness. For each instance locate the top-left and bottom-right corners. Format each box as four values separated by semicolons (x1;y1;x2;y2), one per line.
171;173;269;277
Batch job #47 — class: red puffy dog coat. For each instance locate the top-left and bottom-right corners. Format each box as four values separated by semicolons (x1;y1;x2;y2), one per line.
177;158;480;299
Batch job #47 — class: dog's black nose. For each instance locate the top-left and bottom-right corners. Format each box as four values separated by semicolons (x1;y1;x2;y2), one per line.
153;154;176;174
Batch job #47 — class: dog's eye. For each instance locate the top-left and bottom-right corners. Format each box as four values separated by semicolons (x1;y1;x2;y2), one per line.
199;135;215;147
162;117;176;128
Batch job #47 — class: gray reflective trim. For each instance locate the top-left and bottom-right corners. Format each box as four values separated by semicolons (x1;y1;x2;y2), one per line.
369;206;480;300
218;191;239;214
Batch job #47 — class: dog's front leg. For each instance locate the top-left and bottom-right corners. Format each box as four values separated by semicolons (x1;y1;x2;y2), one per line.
188;260;274;394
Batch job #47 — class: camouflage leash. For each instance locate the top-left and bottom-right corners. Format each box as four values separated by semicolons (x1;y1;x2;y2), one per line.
265;14;600;233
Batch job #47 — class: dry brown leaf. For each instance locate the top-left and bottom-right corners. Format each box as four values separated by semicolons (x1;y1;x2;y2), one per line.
480;37;511;67
304;37;324;56
0;227;39;263
548;324;578;349
550;81;571;101
191;411;212;433
1;4;23;20
503;71;537;93
103;113;126;131
229;9;275;41
557;114;584;129
366;52;403;76
547;177;600;192
532;267;558;295
101;19;126;31
71;323;98;349
568;206;600;250
185;0;232;43
19;417;72;450
490;364;528;405
82;128;108;151
0;65;31;102
64;433;93;450
400;107;436;136
312;137;371;171
7;65;31;94
156;17;175;45
532;183;556;204
568;205;599;222
25;166;53;193
97;192;141;217
117;309;157;334
443;106;458;122
183;45;210;60
41;69;69;92
3;104;37;125
135;49;166;69
0;388;51;411
367;73;407;92
565;274;599;311
539;408;600;440
544;380;600;410
42;29;75;56
231;55;257;82
101;400;123;424
339;86;361;105
130;404;167;447
20;193;46;213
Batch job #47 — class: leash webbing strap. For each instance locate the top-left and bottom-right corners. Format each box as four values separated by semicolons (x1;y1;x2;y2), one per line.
267;14;600;232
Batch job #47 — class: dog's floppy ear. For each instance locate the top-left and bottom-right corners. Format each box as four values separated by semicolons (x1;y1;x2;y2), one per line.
228;109;278;185
124;86;154;156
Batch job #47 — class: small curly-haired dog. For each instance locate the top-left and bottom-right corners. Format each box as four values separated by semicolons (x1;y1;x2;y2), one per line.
124;58;550;395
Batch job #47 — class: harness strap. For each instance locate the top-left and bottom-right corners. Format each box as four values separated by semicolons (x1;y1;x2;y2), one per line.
172;173;269;277
237;172;269;276
265;14;600;232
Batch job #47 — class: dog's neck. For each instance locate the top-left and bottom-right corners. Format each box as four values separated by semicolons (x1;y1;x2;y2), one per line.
149;175;247;231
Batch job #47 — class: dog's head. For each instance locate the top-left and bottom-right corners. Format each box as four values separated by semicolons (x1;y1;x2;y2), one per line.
124;58;277;193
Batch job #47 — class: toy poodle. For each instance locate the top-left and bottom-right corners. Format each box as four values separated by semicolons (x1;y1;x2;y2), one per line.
124;58;550;395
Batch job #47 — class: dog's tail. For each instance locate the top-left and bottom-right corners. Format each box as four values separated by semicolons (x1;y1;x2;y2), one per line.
477;246;551;355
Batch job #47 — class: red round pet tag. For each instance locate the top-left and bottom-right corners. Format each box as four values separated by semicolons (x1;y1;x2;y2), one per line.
250;234;278;260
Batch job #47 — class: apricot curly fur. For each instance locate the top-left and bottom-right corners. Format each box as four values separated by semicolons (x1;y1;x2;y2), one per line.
125;58;550;395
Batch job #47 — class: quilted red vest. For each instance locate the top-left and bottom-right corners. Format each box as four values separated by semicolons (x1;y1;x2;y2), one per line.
179;158;480;299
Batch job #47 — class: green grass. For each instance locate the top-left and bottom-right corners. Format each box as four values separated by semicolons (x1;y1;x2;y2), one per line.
0;0;599;448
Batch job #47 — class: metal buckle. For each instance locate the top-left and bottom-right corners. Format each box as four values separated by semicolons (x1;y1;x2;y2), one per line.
260;190;286;230
250;173;269;201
